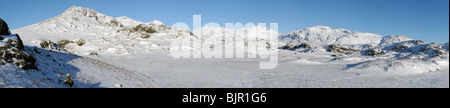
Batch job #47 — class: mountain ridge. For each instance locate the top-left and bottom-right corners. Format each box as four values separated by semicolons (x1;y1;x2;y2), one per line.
12;6;448;57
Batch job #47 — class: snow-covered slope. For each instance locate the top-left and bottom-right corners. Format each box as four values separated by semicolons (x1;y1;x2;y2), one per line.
115;16;142;27
13;6;196;56
379;35;414;46
1;45;157;88
4;6;172;88
1;31;157;88
192;26;279;55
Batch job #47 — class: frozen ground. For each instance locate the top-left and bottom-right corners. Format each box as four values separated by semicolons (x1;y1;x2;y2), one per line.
87;49;448;88
2;46;448;88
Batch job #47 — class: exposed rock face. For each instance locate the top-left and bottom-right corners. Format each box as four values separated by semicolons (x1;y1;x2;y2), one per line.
2;34;24;50
0;18;36;69
282;43;312;50
326;44;359;53
132;24;157;34
61;6;123;28
0;18;10;35
381;40;447;58
56;39;86;49
364;49;385;56
117;23;159;39
39;40;68;52
1;35;36;69
391;45;409;51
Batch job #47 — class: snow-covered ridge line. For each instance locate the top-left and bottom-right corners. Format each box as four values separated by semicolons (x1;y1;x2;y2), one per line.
279;25;415;46
12;6;448;61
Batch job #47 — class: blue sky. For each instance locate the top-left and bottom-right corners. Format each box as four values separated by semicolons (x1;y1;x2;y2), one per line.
0;0;448;43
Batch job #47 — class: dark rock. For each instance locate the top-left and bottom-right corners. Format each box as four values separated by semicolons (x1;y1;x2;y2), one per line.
133;24;157;34
364;49;386;56
55;39;85;49
75;39;86;46
56;40;71;48
41;40;60;50
40;40;67;52
0;44;36;70
298;43;312;49
0;18;10;35
326;44;359;53
392;45;408;51
89;51;98;56
282;43;312;50
412;40;425;45
0;19;36;69
64;74;74;87
1;34;25;50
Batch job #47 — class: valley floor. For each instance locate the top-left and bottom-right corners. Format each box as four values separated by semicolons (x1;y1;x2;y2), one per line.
88;50;449;88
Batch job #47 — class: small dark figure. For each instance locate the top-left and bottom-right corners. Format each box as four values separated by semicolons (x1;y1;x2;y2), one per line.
64;74;74;87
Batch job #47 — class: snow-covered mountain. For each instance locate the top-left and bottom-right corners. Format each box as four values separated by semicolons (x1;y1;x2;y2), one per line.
2;6;171;88
3;6;448;88
13;6;196;56
280;26;448;76
279;26;418;48
279;26;447;57
280;26;387;46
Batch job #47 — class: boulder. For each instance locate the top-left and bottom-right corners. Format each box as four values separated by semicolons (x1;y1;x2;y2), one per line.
0;42;36;69
7;34;25;50
326;44;359;53
282;43;312;50
64;74;74;87
0;19;37;69
391;45;409;51
40;40;63;50
364;49;386;56
0;18;10;35
56;39;86;49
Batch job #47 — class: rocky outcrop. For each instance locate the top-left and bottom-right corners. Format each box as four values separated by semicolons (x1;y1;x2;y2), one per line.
326;44;359;53
363;49;385;56
2;34;24;50
117;23;160;38
56;39;86;49
282;43;312;50
0;18;10;35
37;40;68;52
0;19;36;69
1;35;36;69
381;40;446;58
